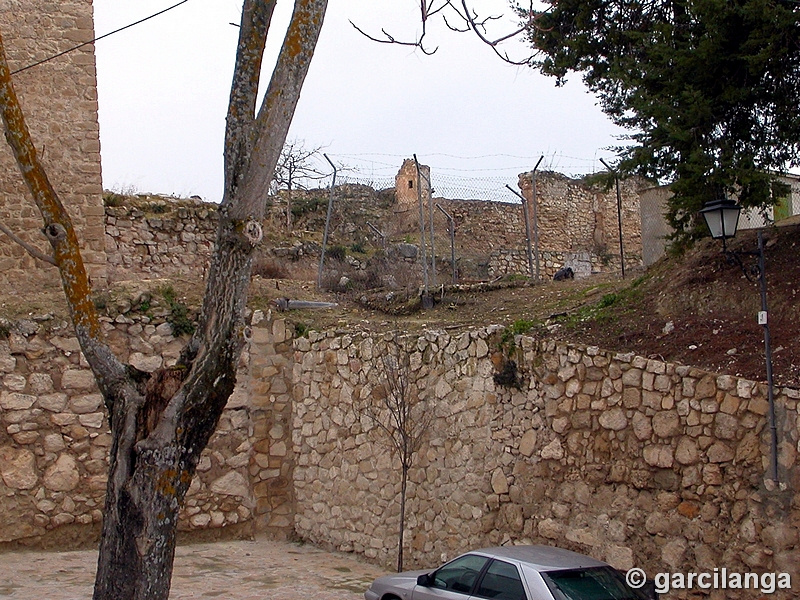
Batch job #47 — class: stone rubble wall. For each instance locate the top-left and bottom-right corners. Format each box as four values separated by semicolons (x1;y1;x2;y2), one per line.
0;313;296;546
290;327;799;597
0;0;106;287
97;173;646;285
103;200;218;282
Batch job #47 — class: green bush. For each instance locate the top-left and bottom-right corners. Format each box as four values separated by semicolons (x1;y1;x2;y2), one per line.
159;285;195;336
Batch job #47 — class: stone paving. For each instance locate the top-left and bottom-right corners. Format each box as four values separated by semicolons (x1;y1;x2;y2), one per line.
0;538;389;599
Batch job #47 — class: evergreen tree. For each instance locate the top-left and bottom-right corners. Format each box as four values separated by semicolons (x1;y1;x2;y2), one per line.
522;0;800;242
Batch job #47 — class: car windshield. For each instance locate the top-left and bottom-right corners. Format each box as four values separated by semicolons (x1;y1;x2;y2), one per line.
543;567;650;600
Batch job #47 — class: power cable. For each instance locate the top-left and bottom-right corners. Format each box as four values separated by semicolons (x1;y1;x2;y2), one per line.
11;0;192;75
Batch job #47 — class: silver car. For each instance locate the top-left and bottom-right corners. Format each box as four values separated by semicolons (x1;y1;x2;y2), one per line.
364;545;654;600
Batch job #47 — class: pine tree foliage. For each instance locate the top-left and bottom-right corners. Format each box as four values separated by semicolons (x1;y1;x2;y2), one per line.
521;0;800;241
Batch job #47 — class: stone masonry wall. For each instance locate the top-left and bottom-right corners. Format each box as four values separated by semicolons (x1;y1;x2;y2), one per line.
0;0;106;287
0;311;296;546
291;327;799;597
104;198;218;282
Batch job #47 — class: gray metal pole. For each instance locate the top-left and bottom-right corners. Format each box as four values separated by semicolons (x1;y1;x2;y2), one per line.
758;231;778;483
436;203;456;284
317;153;337;290
505;184;534;279
424;169;436;289
366;221;386;249
413;155;429;298
532;155;544;281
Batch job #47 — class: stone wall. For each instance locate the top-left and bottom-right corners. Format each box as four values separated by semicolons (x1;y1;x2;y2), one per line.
517;171;645;276
3;308;799;595
0;0;106;287
104;197;218;282
0;311;296;546
290;327;799;596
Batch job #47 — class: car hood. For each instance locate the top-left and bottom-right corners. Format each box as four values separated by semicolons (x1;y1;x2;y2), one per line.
369;569;431;592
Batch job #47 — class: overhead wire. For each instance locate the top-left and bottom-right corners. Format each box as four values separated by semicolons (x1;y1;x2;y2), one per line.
11;0;193;75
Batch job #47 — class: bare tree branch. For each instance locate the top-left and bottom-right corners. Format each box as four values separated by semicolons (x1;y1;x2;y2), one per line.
0;220;56;265
348;20;438;55
350;0;538;65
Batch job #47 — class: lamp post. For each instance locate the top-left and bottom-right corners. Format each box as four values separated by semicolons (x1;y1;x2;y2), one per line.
700;199;779;484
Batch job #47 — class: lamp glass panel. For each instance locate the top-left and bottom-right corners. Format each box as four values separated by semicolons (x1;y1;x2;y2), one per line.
721;207;740;238
704;209;724;238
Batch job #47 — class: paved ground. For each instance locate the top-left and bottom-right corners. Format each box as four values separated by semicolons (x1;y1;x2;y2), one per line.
0;538;389;599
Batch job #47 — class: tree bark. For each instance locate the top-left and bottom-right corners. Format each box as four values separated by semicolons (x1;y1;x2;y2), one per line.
0;1;327;598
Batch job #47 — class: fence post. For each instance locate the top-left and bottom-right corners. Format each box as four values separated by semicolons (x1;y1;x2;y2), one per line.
436;203;456;284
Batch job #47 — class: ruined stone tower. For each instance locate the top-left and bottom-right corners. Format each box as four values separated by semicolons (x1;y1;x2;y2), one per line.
394;158;431;212
0;0;106;287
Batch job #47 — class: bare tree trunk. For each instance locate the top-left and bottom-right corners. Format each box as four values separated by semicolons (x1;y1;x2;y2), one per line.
0;1;328;597
398;464;408;572
286;179;293;231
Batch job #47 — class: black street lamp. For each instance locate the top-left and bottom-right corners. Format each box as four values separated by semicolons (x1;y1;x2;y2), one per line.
699;198;741;252
700;199;779;484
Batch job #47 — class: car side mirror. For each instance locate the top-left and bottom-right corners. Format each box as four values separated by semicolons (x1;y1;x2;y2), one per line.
416;573;432;587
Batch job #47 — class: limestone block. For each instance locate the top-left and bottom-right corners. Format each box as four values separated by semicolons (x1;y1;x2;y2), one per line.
490;468;509;495
44;454;80;491
38;393;68;412
694;375;717;399
566;527;600;547
706;442;734;463
2;373;26;391
43;433;66;453
519;429;537;457
0;447;37;489
0;353;15;373
661;538;688;568
643;445;674;468
713;412;739;440
538;518;565;539
0;391;35;410
675;437;700;465
598;407;627;431
129;352;163;373
652;411;681;438
210;471;249;498
631;412;652;441
191;513;211;527
604;545;634;571
79;412;105;428
540;438;564;460
28;373;53;394
70;393;103;414
61;369;96;390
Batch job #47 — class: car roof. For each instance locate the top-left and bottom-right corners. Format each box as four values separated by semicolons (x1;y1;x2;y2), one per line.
467;545;609;571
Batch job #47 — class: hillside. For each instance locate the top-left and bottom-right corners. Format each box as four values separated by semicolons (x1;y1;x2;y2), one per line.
544;220;800;388
1;192;797;389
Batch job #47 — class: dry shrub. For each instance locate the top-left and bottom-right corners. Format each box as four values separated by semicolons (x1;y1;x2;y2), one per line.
252;257;289;279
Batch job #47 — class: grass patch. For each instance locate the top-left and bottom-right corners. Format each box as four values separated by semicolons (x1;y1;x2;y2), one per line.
159;285;196;336
554;276;650;329
500;318;537;353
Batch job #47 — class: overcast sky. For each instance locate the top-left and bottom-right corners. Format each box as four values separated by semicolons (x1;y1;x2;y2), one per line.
92;0;626;201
